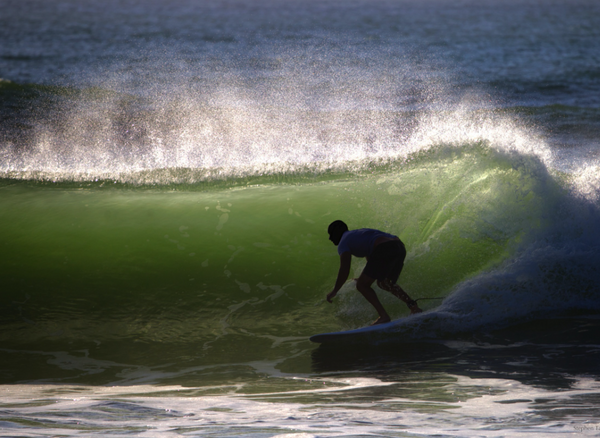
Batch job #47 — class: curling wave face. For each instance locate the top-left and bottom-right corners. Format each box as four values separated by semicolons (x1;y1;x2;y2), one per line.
1;31;599;385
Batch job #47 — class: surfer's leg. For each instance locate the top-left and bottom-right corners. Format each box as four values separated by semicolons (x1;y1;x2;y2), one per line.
356;273;391;325
377;279;423;314
375;244;422;314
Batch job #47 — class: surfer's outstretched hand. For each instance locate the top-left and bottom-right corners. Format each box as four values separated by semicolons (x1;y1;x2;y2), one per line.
326;290;337;303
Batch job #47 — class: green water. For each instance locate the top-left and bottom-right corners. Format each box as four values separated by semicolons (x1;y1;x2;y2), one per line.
0;144;563;384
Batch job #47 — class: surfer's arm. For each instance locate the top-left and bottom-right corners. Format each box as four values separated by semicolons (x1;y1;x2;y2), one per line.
327;251;351;303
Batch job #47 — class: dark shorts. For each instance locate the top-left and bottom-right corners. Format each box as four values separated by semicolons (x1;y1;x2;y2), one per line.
363;240;406;283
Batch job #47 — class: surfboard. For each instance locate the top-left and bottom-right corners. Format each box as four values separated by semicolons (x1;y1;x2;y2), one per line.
310;319;399;344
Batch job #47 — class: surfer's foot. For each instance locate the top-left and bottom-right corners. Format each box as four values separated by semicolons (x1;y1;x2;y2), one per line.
371;316;391;326
407;300;423;314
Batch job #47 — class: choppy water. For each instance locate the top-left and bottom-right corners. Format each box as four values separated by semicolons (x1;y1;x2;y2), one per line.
1;0;600;436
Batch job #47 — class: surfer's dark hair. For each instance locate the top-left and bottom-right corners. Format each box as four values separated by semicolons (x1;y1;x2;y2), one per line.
328;220;348;237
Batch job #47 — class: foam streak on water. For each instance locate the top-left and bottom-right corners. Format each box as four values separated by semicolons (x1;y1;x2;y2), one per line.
2;375;600;437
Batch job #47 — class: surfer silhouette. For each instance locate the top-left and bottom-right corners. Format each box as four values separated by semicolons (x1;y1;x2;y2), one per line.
326;220;422;325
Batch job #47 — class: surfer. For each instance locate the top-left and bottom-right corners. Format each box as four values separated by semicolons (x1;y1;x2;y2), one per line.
326;220;422;325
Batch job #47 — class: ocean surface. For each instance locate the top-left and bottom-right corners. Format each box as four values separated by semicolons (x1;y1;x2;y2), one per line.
1;0;600;436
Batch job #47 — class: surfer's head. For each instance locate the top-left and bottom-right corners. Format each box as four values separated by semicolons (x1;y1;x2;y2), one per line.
328;220;348;246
